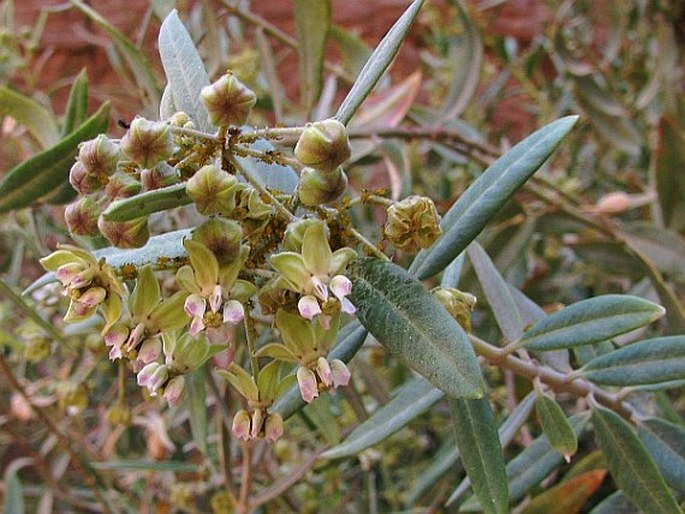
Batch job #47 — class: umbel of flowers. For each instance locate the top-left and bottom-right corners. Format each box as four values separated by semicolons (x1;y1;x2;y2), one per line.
39;71;444;443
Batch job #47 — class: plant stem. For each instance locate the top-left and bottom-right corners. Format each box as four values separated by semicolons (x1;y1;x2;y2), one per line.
347;226;390;261
238;441;253;513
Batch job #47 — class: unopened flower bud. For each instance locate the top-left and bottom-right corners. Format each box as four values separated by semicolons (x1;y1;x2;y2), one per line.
65;196;102;236
297;167;348;207
192;218;242;265
141;163;178;191
138;337;162;365
232;409;251;440
78;134;120;177
297;366;319;403
98;215;150;248
264;412;284;442
330;359;351;388
163;375;186;407
105;171;141;199
294;119;351;172
121;117;175;168
432;287;476;332
69;160;100;195
186;164;239;216
384;195;442;254
201;73;257;127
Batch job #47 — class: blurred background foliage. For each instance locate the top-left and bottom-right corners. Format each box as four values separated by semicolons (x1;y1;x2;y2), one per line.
1;0;684;512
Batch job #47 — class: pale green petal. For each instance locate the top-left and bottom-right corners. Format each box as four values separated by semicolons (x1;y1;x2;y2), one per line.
101;293;123;335
270;252;310;292
184;239;219;290
275;309;316;355
176;265;201;294
149;291;190;332
219;245;250;290
256;360;282;402
130;265;161;317
329;248;357;275
231;279;257;302
302;222;332;276
39;250;83;271
254;343;299;363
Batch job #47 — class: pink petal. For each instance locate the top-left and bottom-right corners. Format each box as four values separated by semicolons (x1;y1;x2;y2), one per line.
78;286;107;308
209;284;223;313
310;276;329;301
137;338;162;364
223;300;245;325
340;297;357;315
163;376;186;407
104;324;129;347
319;314;332;330
137;362;159;387
315;357;332;387
109;345;123;361
265;413;284;442
232;410;251;441
297;366;319;403
298;295;321;320
330;359;351;388
125;323;146;351
330;275;352;300
189;315;205;336
184;294;206;318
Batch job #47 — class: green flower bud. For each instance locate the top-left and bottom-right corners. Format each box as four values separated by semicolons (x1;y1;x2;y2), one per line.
384;195;442;254
98;215;150;248
200;72;257;127
69;160;100;195
432;287;476;332
192;218;243;266
65;196;102;237
297;167;348;207
294;119;351;172
105;171;142;200
186;164;239;216
121;117;175;168
141;163;178;191
78;134;120;177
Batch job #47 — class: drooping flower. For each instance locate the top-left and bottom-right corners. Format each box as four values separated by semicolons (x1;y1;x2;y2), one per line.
176;239;256;336
269;221;357;324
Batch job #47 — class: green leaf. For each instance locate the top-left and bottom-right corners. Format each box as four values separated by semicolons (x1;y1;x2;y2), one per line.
467;242;523;342
349;258;483;398
518;295;665;352
62;69;89;136
622;223;685;280
449;397;508;514
322;376;444;460
588;491;639;514
2;458;30;514
438;0;482;120
295;0;330;110
0;102;110;213
24;229;191;295
592;404;682;514
102;183;192;222
304;394;340;445
271;321;368;420
637;417;685;493
158;10;211;132
335;0;425;125
0;85;59;148
409;391;536;506
187;368;208;455
91;460;197;472
410;116;579;280
656;111;685;230
535;392;578;459
71;0;160;105
575;336;685;386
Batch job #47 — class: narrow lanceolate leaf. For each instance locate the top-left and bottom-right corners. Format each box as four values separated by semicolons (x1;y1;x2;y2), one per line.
158;10;211;132
322;376;443;459
535;392;578;459
411;116;579;280
335;0;425;125
62;69;89;136
272;321;368;421
522;469;608;514
103;183;191;222
638;417;685;493
467;242;523;342
71;0;160;104
591;405;682;514
439;0;482;120
187;368;208;455
24;229;191;295
0;85;59;148
575;336;685;386
449;397;508;514
295;0;330;111
588;491;639;514
518;295;665;352
349;258;483;399
0;102;110;213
